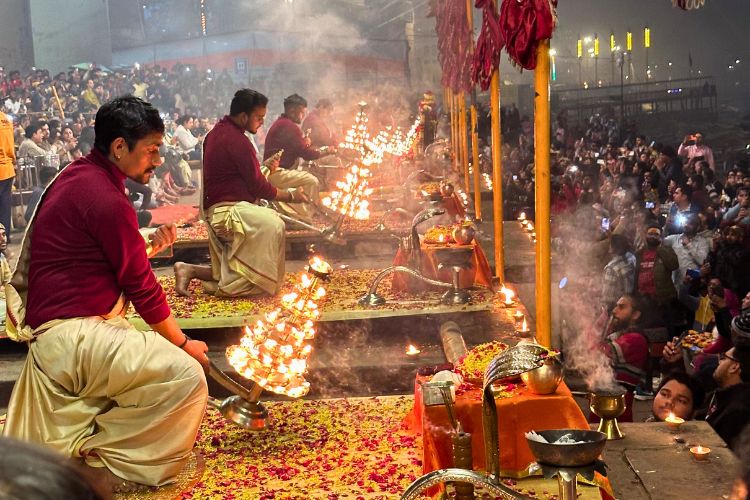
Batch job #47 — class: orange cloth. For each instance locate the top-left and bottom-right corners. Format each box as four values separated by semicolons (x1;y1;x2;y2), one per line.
414;375;588;475
444;193;466;219
391;241;493;293
0;111;15;181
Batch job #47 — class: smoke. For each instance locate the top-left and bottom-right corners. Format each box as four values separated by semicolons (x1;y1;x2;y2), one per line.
561;317;620;393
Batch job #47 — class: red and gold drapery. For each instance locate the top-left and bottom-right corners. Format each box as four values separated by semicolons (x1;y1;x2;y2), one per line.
499;0;557;70
432;0;473;93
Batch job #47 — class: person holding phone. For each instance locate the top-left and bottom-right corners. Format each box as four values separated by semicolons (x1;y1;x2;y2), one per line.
678;131;715;171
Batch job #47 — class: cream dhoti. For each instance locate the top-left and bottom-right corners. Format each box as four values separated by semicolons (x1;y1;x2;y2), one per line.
267;168;320;223
205;201;286;297
3;315;208;486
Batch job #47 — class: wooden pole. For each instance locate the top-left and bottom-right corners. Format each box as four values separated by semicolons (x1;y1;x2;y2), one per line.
470;104;482;219
448;87;457;171
465;0;481;219
490;2;504;281
534;40;552;348
51;85;65;121
459;93;469;193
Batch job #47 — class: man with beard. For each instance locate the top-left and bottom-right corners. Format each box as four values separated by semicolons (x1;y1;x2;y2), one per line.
664;213;711;286
589;294;649;421
635;222;680;333
2;97;209;493
174;89;300;298
263;94;323;223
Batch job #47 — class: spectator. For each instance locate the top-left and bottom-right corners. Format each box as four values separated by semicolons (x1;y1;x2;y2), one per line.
665;183;700;236
664;214;711;285
650;371;705;421
17;123;47;159
635;222;680;332
678;131;715;171
0;109;14;243
601;234;635;311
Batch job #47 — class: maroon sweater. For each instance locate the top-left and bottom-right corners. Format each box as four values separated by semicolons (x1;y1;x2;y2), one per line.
263;114;322;169
203;116;277;208
26;149;170;328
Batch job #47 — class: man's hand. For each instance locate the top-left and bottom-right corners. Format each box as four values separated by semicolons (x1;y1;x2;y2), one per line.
288;188;309;204
303;137;312;148
662;339;683;364
683;134;692;145
148;223;177;255
183;338;210;370
738;208;748;220
263;156;280;174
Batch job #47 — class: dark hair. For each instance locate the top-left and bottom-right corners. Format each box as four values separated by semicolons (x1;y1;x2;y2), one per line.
609;233;630;256
0;437;110;499
316;98;332;110
677;183;693;201
283;93;307;111
93;96;164;156
690;174;705;189
25;124;40;138
175;115;190;126
656;371;706;412
39;167;57;185
620;293;643;313
661;145;676;158
734;336;750;383
229;88;268;116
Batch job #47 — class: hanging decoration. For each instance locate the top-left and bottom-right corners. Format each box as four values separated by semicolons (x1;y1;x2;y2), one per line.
499;0;558;70
471;0;504;90
434;0;473;92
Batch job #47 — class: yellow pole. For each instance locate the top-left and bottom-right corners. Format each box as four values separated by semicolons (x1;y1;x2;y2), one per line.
490;4;504;281
51;85;65;121
465;0;481;220
459;93;470;193
470;105;482;219
448;88;457;171
534;40;552;348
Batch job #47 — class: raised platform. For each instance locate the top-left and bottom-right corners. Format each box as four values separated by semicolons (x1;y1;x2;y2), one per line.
127;269;512;331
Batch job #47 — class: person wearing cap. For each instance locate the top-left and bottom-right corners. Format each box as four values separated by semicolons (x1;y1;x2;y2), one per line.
635;222;680;332
263;94;325;223
0;110;14;242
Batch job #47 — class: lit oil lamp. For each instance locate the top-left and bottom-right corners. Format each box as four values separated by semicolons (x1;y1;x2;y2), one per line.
518;317;530;335
690;445;711;461
665;412;685;431
406;344;421;356
513;310;525;328
499;286;515;307
438;234;446;244
518;212;526;222
525;223;534;233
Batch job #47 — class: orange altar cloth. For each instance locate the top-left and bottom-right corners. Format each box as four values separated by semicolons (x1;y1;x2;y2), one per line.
391;241;493;293
414;376;590;477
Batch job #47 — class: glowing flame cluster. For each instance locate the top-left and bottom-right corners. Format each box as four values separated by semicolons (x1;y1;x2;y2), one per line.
339;102;370;156
321;164;374;220
226;258;332;398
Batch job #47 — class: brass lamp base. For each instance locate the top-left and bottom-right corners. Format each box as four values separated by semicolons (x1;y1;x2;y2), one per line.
596;417;624;440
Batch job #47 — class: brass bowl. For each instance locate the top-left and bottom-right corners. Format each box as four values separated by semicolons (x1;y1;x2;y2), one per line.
589;390;626;419
520;356;563;395
452;224;476;245
526;429;607;467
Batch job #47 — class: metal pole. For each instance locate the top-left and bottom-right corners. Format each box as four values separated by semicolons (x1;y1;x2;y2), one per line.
489;0;504;281
534;40;552;348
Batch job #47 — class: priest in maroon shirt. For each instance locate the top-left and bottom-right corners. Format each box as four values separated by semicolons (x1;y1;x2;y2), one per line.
4;96;209;493
262;93;327;222
174;88;304;298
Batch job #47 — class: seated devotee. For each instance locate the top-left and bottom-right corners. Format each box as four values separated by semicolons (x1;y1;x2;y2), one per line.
17;123;48;159
263;93;327;223
0;437;110;499
173;89;304;298
301;98;339;149
2;96;209;494
589;293;650;422
648;371;705;422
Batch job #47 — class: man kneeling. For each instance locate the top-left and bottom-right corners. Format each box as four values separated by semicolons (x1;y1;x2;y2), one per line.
174;89;305;297
3;96;209;493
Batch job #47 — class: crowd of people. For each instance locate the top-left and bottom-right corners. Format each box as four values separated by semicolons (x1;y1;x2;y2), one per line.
491;108;750;451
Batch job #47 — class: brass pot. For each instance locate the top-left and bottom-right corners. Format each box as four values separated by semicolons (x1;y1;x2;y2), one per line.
439;182;454;197
452;224;476;245
521;356;563;395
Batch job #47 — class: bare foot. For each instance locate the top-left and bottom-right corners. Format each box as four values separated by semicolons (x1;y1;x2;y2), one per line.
85;463;150;494
174;261;194;297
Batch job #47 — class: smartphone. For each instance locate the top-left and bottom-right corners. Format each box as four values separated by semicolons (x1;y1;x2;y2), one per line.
512;175;518;180
686;268;701;280
597;159;606;165
601;218;610;231
645;201;655;209
593;152;600;158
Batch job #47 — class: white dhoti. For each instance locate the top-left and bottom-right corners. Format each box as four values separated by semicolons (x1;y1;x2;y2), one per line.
268;168;320;223
3;315;208;486
205;201;286;297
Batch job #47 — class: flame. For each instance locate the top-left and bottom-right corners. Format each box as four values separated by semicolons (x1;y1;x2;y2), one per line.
500;286;515;304
225;259;330;398
518;212;526;220
520;317;529;332
406;344;421;356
